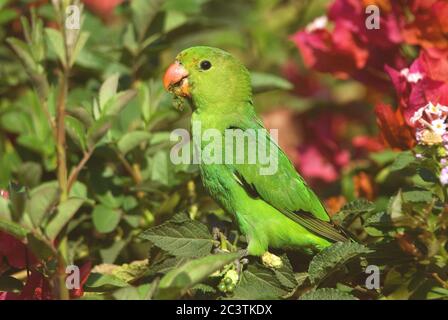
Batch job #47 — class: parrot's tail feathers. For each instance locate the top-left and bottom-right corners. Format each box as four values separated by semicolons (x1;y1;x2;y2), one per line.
286;210;350;243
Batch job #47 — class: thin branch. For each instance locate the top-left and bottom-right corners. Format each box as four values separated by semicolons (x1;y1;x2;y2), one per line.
67;147;94;192
115;150;142;185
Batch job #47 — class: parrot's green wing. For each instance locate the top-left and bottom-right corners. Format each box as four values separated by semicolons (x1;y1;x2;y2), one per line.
227;117;349;243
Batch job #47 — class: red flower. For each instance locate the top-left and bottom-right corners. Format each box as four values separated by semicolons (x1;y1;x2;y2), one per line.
403;0;448;49
0;189;38;269
0;189;8;199
374;103;416;150
385;48;448;125
291;0;406;89
82;0;125;18
298;113;351;183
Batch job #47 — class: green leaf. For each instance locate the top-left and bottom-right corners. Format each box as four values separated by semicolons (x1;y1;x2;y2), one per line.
231;264;288;300
139;218;215;258
0;218;29;240
339;199;375;215
156;251;241;299
92;205;121;234
113;283;155;300
299;288;357;300
402;190;433;203
45;197;84;240
69;31;89;67
87;116;114;147
103;90;137;116
27;232;56;260
16;162;42;188
118;131;151;155
99;74;119;109
308;242;371;285
45;28;66;67
65;115;87;151
6;37;38;71
389;151;415;172
85;273;129;291
131;0;164;40
26;183;60;227
100;239;127;264
273;255;298;290
251;72;293;93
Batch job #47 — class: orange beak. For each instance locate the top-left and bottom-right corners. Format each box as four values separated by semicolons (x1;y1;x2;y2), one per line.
163;61;190;98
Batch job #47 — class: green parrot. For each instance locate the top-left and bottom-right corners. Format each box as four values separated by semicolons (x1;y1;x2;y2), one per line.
163;46;349;264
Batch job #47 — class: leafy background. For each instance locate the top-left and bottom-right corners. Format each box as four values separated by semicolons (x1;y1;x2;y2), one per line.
0;0;447;300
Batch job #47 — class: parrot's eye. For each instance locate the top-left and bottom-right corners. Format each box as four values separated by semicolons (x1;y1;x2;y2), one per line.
200;60;212;70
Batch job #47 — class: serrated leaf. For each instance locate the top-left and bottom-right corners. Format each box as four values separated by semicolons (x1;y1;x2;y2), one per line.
139;218;214;258
118;131;151;155
45;197;84;240
273;255;298;290
231;264;288;300
340;199;375;215
308;242;371;285
156;251;241;299
299;288;357;300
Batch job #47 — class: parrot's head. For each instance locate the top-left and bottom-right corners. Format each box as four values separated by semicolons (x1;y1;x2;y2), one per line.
163;46;252;111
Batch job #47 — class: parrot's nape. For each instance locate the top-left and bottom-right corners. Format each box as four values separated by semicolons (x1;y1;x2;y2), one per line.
163;46;350;266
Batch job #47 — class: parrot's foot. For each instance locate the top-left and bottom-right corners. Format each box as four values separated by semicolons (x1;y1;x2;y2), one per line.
261;252;283;269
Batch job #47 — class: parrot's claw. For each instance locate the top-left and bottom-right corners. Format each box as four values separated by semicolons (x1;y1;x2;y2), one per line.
261;252;283;269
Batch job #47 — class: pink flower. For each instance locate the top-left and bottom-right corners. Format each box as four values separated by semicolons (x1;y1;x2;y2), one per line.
0;189;8;199
82;0;125;18
386;49;448;125
440;167;448;185
291;0;406;89
297;113;351;183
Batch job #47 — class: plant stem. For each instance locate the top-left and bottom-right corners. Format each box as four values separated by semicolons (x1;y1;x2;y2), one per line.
56;72;69;201
67;147;94;192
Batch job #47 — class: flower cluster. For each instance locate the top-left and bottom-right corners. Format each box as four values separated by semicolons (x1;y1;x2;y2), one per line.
410;102;448;185
411;102;448;145
291;0;405;90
